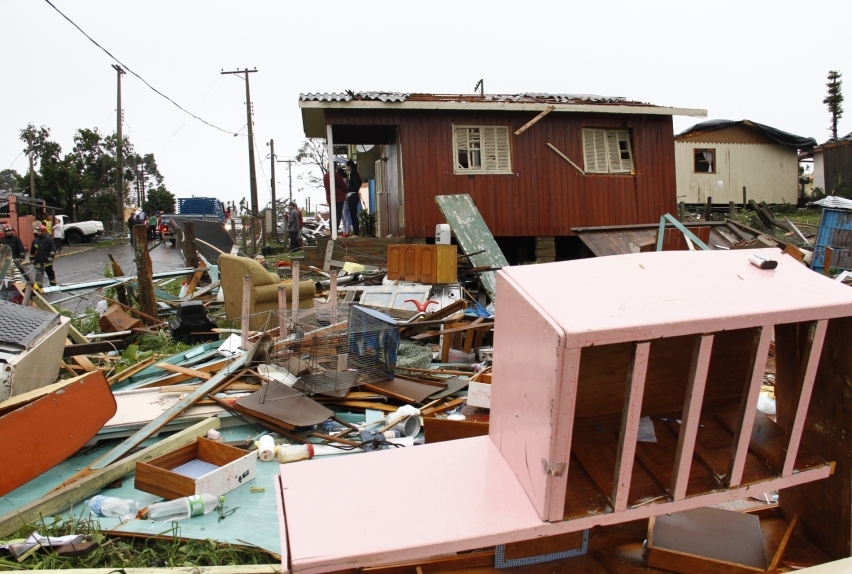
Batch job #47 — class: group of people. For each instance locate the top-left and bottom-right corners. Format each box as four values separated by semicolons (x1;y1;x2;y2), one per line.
323;159;363;236
0;210;65;289
127;209;165;245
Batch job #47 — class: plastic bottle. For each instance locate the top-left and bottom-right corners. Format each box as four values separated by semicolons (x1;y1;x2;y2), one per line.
275;443;314;464
85;495;140;520
146;494;224;522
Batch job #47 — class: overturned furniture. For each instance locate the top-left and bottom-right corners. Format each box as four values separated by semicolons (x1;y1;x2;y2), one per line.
275;248;852;572
0;299;71;401
219;254;316;330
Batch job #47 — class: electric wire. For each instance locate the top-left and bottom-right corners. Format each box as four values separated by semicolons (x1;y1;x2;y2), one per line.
43;0;239;136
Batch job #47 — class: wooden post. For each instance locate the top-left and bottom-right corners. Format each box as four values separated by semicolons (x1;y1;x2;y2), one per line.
260;216;266;247
678;201;685;219
704;197;712;221
181;221;199;270
728;201;735;218
107;252;128;306
291;261;300;323
326;124;339;240
133;224;159;322
611;342;650;512
278;284;287;337
230;219;236;242
241;274;251;349
742;186;747;211
329;270;338;326
824;247;833;276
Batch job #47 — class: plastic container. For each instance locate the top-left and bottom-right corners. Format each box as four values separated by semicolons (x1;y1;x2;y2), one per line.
146;494;224;522
257;435;276;462
276;443;314;464
85;495;140;521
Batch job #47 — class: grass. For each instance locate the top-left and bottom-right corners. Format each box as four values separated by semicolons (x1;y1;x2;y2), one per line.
0;514;276;570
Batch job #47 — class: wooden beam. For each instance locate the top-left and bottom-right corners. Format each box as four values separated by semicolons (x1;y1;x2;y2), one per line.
0;418;219;539
241;274;251;349
90;353;247;470
671;334;714;500
133;224;159;322
62;340;127;357
546;143;584;175
782;320;828;477
181;220;200;269
611;342;650;512
728;326;773;488
768;515;799;571
106;356;157;387
154;362;213;380
514;105;555;135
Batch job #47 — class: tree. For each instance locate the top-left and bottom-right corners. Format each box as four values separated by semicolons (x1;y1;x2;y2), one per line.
142;185;176;214
824;70;844;140
0;169;22;196
294;138;329;191
128;152;164;206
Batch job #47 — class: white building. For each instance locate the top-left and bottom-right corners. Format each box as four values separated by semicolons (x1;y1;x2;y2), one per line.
675;120;815;205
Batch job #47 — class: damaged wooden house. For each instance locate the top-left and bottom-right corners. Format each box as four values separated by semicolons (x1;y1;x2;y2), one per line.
299;91;706;262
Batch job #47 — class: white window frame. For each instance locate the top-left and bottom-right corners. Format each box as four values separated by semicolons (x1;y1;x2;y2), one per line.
582;128;634;174
453;125;512;175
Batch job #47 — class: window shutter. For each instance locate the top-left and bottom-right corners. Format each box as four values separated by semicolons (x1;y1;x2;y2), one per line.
583;129;607;173
482;127;498;171
495;126;510;172
617;130;634;172
606;130;633;173
453;125;510;174
454;126;468;170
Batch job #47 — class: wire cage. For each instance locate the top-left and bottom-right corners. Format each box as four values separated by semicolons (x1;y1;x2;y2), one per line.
267;304;400;396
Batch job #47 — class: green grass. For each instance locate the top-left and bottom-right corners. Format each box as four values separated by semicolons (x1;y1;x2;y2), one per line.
0;514;275;570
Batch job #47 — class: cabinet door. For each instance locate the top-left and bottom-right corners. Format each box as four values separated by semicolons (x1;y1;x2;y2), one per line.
387;245;402;280
403;246;419;281
419;245;437;283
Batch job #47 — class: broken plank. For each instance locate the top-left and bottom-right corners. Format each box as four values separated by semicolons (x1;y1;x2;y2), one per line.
106;357;157;387
547;143;585;175
71;354;97;372
90;354;247;470
62;340;128;357
421;397;466;416
514;105;555;135
0;417;219;538
154;362;213;380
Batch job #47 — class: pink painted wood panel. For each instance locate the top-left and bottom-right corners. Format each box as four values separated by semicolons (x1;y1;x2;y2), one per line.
671;334;714;500
611;342;651;512
728;326;773;488
497;249;852;348
277;436;831;573
491;272;568;521
782;319;829;477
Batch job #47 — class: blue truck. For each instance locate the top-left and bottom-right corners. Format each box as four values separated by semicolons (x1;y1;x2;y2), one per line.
177;197;227;222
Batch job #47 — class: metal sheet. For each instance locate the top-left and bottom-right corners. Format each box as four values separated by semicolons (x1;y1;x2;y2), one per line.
435;194;509;302
812;208;852;273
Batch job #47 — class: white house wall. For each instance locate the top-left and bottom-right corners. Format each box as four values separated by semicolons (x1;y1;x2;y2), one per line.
675;142;798;204
814;150;825;191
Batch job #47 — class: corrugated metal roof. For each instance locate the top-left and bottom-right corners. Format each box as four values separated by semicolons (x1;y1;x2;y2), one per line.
299;91;644;105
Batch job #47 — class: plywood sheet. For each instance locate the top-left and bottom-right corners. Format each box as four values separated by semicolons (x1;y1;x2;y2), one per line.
362;378;439;404
435;194;509;302
235;383;332;429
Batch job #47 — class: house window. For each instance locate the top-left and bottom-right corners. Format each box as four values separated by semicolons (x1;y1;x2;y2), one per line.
694;149;715;173
582;129;634;174
454;125;512;174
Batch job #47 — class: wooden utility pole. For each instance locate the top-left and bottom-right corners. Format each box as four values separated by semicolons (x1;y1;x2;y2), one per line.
268;139;278;243
27;132;36;198
221;68;258;255
132;225;158;322
113;65;126;237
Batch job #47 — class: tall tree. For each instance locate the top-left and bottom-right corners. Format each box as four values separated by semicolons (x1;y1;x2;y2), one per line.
142;185;176;214
824;70;844;140
0;169;22;196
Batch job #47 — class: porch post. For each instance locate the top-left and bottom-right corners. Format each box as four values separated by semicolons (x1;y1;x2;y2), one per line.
326;124;339;240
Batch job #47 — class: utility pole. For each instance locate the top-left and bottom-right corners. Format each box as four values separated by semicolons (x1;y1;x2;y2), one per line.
27;132;36;198
113;64;126;236
221;68;258;255
284;159;294;204
268;139;278;243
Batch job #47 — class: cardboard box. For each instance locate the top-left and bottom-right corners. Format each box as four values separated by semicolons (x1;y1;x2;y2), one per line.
135;437;257;499
467;381;491;409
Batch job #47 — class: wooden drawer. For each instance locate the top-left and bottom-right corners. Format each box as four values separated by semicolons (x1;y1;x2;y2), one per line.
387;244;457;284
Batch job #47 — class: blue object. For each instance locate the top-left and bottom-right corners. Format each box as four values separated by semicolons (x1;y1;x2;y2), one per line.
495;529;588;568
465;300;492;318
177;197;227;222
812;207;852;274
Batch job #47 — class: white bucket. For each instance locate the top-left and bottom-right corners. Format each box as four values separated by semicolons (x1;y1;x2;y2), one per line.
257;435;276;462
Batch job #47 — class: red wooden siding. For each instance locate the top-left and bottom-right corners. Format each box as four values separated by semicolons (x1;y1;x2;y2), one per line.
325;109;676;238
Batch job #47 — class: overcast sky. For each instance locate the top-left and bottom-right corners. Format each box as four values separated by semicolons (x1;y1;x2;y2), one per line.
2;0;850;214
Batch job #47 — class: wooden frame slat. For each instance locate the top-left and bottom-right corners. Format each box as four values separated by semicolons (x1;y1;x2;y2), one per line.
728;326;774;487
611;342;651;511
670;334;714;500
782;320;828;477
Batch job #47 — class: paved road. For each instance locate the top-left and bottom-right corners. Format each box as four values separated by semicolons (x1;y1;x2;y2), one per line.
46;239;187;314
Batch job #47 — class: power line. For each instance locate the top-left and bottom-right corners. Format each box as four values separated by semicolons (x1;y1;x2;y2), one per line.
44;0;238;136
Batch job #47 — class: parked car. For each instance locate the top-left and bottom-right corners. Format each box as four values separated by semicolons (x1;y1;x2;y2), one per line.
55;214;104;244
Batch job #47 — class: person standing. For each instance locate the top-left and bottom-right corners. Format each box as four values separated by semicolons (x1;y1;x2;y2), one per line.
345;160;362;236
148;212;158;241
286;201;301;251
30;224;56;288
53;216;63;253
1;225;25;260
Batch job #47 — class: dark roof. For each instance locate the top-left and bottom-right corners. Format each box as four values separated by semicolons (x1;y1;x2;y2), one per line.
676;119;816;151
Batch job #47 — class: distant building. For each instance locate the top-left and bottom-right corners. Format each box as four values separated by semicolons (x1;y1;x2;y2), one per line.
300;91;705;261
675;120;815;205
810;133;852;194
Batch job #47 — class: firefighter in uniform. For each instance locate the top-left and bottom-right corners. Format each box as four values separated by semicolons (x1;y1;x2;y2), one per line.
30;224;56;288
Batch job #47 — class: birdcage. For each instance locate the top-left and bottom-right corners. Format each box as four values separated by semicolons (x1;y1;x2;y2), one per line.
270;304;400;396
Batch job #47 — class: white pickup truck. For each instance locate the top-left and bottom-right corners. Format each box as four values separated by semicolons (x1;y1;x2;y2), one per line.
55;214;104;244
